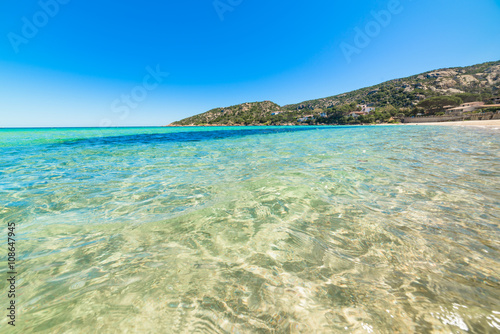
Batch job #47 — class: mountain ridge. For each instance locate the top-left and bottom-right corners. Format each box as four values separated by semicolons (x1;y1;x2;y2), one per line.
170;60;500;126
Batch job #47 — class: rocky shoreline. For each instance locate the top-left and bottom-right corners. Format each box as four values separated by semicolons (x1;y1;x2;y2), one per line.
166;119;500;129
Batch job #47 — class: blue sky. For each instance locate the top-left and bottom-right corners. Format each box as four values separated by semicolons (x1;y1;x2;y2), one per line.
1;0;499;127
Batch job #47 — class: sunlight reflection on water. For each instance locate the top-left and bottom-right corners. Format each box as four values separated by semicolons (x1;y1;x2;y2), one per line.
0;126;499;333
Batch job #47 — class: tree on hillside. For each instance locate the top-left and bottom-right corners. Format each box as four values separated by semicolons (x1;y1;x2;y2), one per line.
453;93;482;103
417;96;462;115
377;105;398;116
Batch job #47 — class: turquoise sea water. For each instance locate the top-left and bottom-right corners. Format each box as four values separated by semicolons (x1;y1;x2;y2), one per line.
0;125;499;333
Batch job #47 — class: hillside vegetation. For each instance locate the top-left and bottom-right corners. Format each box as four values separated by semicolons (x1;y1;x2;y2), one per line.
170;60;500;126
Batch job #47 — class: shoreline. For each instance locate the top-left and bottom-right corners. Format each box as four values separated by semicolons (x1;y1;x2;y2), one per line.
167;119;500;129
403;119;500;128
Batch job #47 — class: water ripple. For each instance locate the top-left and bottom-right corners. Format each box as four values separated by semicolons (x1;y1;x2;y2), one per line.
0;126;499;333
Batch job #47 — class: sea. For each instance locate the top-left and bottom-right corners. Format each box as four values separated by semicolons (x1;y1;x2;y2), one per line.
0;125;499;333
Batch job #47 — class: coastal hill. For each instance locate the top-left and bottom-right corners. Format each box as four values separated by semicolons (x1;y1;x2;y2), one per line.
172;101;286;126
170;60;500;126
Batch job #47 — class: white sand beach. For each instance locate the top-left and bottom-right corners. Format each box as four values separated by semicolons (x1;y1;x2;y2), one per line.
404;119;500;129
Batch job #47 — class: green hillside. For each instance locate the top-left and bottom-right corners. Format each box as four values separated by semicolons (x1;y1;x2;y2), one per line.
170;60;500;126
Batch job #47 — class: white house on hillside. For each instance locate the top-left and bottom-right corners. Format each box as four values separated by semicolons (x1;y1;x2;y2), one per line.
349;111;366;118
357;105;376;113
445;102;485;114
298;115;314;122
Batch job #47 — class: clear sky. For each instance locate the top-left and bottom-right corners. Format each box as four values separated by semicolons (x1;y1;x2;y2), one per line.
1;0;499;127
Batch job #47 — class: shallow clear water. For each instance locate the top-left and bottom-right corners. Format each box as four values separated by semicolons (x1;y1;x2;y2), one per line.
0;126;499;333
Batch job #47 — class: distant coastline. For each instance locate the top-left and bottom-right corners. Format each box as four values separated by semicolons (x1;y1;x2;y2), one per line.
170;60;500;127
166;119;500;129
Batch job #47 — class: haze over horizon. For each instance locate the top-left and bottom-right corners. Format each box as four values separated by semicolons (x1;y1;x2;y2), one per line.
1;0;500;127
